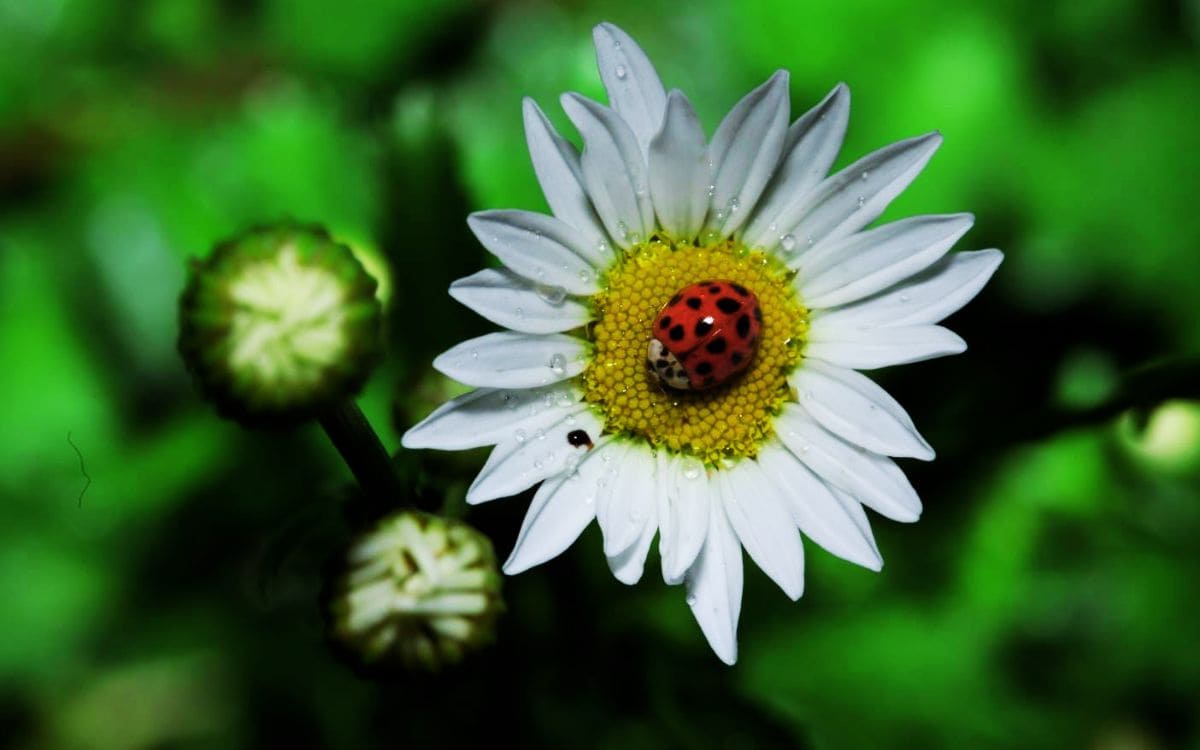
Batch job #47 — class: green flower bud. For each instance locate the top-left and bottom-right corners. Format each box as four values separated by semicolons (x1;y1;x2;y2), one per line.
178;223;381;426
329;511;503;670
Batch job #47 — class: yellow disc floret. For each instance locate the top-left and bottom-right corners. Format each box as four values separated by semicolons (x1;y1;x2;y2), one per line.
583;236;808;464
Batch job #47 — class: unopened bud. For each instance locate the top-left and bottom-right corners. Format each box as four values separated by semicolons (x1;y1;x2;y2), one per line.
328;511;503;670
178;223;382;426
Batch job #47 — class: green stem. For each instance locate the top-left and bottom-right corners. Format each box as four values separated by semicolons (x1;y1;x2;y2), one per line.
319;401;401;506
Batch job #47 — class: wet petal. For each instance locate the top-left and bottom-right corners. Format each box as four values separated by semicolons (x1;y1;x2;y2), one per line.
704;71;790;238
467;209;602;294
561;93;656;248
433;332;589;389
448;268;592;334
775;405;922;522
402;382;582;450
805;324;966;369
648;90;711;240
685;498;743;665
743;83;850;249
797;214;974;309
792;360;934;460
814;249;1003;329
503;437;616;574
522;97;612;257
592;22;667;158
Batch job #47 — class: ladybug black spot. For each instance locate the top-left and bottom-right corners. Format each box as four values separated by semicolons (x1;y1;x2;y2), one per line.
730;283;749;296
709;285;722;294
731;351;744;365
659;316;672;330
695;361;714;376
753;305;762;322
706;337;727;354
669;324;685;341
736;314;751;338
716;297;742;314
694;318;713;337
686;297;702;309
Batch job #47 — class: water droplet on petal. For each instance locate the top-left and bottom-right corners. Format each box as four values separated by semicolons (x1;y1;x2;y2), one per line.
615;63;627;79
537;284;566;305
578;268;592;283
681;457;704;480
855;195;865;208
686;594;698;606
514;428;527;443
780;234;797;252
860;170;870;181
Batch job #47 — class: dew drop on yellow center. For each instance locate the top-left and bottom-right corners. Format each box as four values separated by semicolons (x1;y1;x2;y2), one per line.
582;236;809;465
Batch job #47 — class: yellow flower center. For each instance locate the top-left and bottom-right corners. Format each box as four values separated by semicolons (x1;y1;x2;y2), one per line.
583;236;808;464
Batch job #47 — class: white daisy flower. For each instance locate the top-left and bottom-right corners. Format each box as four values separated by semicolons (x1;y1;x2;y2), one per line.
403;22;1002;664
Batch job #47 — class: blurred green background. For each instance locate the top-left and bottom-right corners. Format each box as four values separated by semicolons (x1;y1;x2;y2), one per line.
2;0;1199;747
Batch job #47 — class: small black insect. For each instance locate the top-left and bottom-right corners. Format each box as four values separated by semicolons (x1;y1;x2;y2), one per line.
566;429;594;450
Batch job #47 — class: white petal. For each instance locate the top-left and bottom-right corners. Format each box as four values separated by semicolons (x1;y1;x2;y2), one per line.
797;214;974;308
522;97;613;258
596;444;657;556
561;93;655;248
814;249;1004;329
592;23;667;158
775;405;922;522
743;83;850;249
757;443;882;571
780;132;942;250
720;462;805;600
791;359;934;460
661;456;711;585
648;90;710;239
466;210;601;294
448;268;592;334
503;437;617;575
705;71;791;238
805;324;966;369
608;485;658;585
402;382;581;450
466;407;605;504
433;331;589;389
685;498;743;665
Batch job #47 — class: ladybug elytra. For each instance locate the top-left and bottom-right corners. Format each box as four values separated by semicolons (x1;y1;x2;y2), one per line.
647;280;762;390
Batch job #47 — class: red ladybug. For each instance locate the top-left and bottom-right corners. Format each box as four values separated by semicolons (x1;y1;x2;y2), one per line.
647;280;762;390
